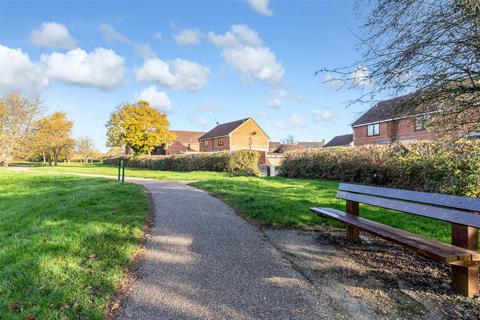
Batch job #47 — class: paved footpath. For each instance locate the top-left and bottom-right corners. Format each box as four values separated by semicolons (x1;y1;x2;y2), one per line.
8;169;330;319
118;179;329;320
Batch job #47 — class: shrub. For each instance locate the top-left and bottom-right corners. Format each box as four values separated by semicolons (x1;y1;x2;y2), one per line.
279;139;480;197
103;150;260;175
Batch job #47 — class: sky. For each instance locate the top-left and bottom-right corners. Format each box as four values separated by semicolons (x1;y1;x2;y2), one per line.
0;0;374;151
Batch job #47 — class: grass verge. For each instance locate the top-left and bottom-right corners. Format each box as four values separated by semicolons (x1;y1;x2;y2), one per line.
0;170;149;319
17;162;453;243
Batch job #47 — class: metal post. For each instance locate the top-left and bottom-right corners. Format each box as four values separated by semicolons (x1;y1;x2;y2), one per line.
117;160;121;182
122;160;125;184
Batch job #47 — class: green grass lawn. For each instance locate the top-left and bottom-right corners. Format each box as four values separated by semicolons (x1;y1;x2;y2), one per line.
0;170;149;319
17;162;453;244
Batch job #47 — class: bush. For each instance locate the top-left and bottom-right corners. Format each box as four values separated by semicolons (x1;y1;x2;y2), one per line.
103;150;260;175
279;139;480;197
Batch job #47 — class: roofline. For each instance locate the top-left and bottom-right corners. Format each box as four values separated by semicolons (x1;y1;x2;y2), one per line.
228;117;271;140
351;109;442;128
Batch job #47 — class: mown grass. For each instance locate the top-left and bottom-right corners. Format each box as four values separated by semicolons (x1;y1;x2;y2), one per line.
17;161;229;181
18;162;453;243
0;170;149;319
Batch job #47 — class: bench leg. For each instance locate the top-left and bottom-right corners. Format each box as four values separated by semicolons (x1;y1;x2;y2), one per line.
451;224;478;297
452;265;479;298
346;200;360;243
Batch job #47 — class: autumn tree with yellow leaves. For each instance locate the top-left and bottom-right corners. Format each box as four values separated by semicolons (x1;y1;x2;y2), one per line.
106;100;175;155
31;112;76;166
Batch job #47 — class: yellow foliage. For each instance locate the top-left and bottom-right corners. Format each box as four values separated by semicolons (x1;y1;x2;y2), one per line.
31;112;75;165
106;100;175;154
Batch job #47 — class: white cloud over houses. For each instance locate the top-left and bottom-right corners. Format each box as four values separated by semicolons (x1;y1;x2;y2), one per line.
188;116;209;128
274;114;306;130
0;45;49;94
313;109;333;122
30;22;77;49
267;98;282;109
99;24;156;59
208;24;284;86
350;65;373;87
173;28;202;46
137;86;172;112
41;48;126;90
323;73;342;89
136;58;210;91
247;0;273;16
198;102;220;112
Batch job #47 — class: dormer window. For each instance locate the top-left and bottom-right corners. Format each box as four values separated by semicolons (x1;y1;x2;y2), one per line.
415;114;431;131
367;123;380;136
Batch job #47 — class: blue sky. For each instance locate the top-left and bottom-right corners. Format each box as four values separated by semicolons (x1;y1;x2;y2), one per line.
0;0;372;151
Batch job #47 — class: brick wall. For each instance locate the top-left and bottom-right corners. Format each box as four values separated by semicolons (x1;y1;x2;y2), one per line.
199;136;230;152
353;117;438;146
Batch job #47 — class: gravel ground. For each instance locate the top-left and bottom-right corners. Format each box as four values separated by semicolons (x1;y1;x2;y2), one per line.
265;226;480;320
117;180;337;320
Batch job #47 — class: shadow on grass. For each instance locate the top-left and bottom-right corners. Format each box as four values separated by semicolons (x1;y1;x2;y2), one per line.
191;176;452;243
0;173;149;319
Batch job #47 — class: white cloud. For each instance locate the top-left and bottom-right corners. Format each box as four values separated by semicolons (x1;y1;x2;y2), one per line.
267;98;282;109
290;114;306;128
257;111;272;119
351;65;373;87
0;45;48;94
247;0;273;16
136;58;210;91
323;73;342;89
155;32;163;40
209;24;284;86
173;28;202;46
188;116;209;128
41;48;126;90
313;109;333;122
274;114;306;130
198;102;220;112
99;24;133;45
30;22;76;49
99;24;156;59
137;86;172;112
135;43;156;60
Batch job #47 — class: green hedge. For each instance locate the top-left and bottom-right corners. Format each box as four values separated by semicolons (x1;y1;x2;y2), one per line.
279;139;480;197
104;150;260;175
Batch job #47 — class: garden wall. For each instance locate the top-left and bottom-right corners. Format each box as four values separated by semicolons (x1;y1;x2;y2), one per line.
279;139;480;197
104;150;260;175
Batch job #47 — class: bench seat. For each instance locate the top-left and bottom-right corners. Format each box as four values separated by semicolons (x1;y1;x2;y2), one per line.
310;207;480;266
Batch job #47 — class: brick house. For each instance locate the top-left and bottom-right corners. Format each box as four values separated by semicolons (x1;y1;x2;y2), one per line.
153;130;205;155
352;95;438;146
323;134;353;147
198;118;269;153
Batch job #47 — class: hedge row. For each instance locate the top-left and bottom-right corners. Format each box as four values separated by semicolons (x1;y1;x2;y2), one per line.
279;139;480;197
104;150;260;175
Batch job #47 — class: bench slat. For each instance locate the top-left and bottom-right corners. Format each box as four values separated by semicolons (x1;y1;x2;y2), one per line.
337;191;480;228
310;207;480;264
339;183;480;212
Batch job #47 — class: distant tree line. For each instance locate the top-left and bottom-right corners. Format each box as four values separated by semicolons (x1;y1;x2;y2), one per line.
0;92;100;166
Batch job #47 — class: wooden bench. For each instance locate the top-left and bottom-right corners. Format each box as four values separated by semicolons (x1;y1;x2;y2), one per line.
310;183;480;297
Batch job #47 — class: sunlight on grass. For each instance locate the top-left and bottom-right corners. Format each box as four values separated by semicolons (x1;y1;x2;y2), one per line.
15;162;453;243
0;170;149;319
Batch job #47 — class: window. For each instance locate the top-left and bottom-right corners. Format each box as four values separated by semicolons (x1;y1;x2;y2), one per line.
367;123;380;136
415;114;430;131
203;140;208;147
218;137;225;146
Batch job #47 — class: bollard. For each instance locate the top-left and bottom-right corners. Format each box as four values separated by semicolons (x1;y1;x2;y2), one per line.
117;160;121;182
122;160;125;184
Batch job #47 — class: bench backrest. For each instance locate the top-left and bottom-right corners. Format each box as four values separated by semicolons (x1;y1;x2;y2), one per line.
337;183;480;228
